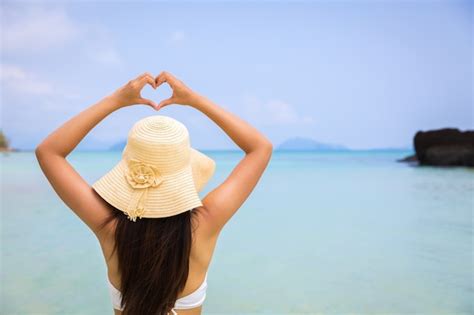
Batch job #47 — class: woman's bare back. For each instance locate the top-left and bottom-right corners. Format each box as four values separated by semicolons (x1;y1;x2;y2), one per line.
98;206;219;315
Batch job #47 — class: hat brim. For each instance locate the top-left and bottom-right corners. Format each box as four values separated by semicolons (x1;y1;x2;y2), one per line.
92;147;215;218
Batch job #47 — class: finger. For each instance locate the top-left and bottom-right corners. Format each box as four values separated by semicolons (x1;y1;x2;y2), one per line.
138;97;158;109
155;71;176;89
137;71;154;80
155;73;167;89
138;75;156;89
134;72;155;88
156;97;174;110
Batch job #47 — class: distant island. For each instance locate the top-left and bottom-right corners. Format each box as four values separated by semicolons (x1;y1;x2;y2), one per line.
276;136;348;151
110;137;411;152
0;130;17;152
109;137;348;152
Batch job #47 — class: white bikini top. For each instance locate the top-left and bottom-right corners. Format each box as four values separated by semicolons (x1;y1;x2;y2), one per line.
107;272;208;315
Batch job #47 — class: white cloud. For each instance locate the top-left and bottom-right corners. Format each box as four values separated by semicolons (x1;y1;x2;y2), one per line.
171;30;186;43
1;64;54;95
242;94;315;126
1;5;123;67
0;64;81;100
2;6;79;53
84;45;122;66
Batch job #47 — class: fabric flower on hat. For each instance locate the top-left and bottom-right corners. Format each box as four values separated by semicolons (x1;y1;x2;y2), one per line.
125;159;163;189
123;158;163;221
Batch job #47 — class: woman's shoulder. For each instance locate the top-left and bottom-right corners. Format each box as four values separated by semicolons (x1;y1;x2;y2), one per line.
190;206;220;267
191;206;221;240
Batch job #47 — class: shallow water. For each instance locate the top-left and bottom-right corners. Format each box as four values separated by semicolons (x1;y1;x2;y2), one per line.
1;150;472;314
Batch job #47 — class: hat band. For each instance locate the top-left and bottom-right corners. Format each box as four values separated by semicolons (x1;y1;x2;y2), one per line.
125;188;148;222
123;157;165;221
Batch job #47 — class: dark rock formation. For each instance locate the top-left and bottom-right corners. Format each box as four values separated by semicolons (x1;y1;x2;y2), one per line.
414;128;474;167
397;154;417;163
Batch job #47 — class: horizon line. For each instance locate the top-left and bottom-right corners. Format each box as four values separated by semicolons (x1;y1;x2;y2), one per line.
2;147;415;153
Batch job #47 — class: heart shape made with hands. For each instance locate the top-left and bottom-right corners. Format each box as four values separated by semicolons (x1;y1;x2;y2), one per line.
140;79;173;110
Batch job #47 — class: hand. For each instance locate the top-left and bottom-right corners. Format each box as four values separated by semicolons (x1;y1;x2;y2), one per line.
154;71;202;110
109;72;159;109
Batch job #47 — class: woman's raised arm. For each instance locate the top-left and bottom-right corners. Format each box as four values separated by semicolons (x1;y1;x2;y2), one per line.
155;71;273;238
35;72;158;237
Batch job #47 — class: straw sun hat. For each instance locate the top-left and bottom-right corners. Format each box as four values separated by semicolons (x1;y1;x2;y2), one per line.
92;115;216;222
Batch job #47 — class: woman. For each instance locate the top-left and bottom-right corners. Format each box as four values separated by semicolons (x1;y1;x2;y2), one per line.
35;71;273;315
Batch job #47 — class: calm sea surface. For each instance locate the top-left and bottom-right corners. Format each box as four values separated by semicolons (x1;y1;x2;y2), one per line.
1;150;473;314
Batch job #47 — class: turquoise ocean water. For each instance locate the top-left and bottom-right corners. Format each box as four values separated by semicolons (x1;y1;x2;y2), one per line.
1;150;473;314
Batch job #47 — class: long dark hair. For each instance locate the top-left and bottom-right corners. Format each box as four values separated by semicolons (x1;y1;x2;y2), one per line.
98;205;198;315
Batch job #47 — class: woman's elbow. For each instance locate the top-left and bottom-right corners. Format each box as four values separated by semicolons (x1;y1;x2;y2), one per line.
260;140;273;161
34;143;52;161
34;145;44;159
262;139;273;153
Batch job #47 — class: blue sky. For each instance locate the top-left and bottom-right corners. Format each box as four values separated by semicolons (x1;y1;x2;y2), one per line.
1;0;472;150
